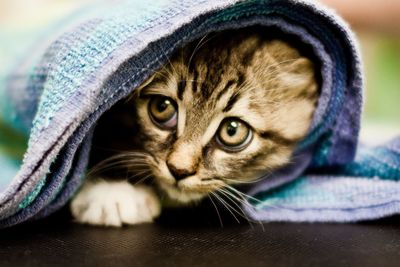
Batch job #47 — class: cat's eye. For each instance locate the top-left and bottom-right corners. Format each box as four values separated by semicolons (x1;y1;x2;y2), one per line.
148;96;177;129
216;118;252;151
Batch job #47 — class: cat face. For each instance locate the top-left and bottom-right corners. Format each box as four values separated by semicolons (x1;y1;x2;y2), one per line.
131;30;319;203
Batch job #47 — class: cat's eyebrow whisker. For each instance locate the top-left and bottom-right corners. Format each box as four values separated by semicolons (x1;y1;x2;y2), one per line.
144;57;175;85
185;33;217;76
159;64;175;78
187;34;209;68
127;67;170;80
210;192;241;224
208;194;224;228
156;43;179;79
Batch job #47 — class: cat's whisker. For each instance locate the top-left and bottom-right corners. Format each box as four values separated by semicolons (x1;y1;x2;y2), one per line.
88;151;152;177
93;150;151;157
223;188;284;222
217;188;265;231
185;33;218;77
95;151;150;160
131;172;153;185
147;43;177;78
72;28;318;229
127;169;152;180
155;43;179;79
213;190;256;228
216;190;256;229
123;67;171;82
159;63;175;78
208;194;224;228
185;34;207;78
223;184;264;204
88;160;149;176
223;175;267;184
217;189;264;230
93;159;149;168
91;156;148;164
91;159;150;169
210;192;241;224
218;188;256;210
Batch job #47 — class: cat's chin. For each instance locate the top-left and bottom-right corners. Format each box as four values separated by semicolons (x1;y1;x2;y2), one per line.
157;181;206;204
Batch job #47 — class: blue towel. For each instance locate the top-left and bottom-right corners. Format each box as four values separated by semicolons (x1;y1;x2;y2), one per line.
0;0;399;227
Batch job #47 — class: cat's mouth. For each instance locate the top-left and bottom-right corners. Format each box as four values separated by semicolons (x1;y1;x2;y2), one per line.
157;180;206;203
155;176;225;203
150;161;226;203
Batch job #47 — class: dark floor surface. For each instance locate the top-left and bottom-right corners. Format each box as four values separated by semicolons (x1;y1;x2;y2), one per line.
1;202;400;267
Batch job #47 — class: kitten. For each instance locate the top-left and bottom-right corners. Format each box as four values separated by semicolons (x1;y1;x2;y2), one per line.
70;28;319;226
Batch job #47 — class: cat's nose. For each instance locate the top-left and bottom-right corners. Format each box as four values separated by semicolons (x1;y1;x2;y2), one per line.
167;162;196;182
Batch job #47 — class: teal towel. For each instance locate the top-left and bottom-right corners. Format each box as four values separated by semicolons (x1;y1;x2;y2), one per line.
0;0;399;227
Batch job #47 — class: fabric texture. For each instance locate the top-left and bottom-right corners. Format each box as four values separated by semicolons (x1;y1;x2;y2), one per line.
0;0;399;227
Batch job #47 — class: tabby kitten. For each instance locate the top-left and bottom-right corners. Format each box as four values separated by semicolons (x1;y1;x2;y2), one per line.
70;28;319;226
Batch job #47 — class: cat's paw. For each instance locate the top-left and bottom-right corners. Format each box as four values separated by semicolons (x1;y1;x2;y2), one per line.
70;180;161;227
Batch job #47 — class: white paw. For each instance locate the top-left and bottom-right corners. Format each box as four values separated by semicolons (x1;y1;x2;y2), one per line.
70;180;161;227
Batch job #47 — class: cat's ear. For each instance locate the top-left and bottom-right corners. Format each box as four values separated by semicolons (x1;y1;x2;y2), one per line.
278;57;317;95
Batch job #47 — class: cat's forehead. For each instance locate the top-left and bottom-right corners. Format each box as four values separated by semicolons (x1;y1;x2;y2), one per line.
139;30;314;138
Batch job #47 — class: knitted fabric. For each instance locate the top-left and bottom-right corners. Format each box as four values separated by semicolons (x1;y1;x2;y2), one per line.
0;0;399;227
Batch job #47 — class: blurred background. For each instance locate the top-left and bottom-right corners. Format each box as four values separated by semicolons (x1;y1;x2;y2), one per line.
319;0;400;144
0;0;399;145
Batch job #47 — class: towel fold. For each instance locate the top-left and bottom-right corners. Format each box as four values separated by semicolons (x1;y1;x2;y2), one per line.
0;0;399;227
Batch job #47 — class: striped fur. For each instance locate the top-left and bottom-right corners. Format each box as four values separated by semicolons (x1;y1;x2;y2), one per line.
128;28;319;203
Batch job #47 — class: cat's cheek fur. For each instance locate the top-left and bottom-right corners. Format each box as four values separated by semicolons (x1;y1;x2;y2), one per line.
70;180;161;227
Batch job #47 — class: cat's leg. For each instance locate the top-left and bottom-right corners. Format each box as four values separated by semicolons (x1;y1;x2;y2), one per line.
70;179;161;227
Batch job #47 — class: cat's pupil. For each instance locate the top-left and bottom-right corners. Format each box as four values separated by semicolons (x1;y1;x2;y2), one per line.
157;99;170;112
227;121;239;136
